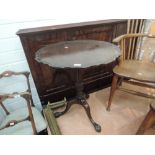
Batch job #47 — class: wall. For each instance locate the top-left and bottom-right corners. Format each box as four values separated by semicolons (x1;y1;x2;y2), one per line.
0;19;64;112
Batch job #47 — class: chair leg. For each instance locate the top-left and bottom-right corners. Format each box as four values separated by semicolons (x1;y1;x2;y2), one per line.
106;74;118;111
136;104;155;135
118;77;123;87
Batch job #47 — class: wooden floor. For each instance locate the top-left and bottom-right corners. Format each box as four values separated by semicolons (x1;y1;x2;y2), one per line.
54;83;155;135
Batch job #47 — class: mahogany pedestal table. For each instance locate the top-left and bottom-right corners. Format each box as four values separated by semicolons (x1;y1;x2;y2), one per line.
35;40;120;132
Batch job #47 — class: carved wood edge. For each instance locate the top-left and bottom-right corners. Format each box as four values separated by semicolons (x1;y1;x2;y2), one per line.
0;116;29;130
0;71;30;78
0;92;29;115
0;91;31;101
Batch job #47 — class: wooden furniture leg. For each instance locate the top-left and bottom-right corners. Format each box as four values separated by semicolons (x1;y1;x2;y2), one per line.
79;98;101;132
54;100;74;118
106;74;118;111
54;69;101;132
136;104;155;135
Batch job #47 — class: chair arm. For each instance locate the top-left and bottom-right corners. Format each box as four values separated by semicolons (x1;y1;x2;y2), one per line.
113;34;127;44
113;33;148;44
148;34;155;38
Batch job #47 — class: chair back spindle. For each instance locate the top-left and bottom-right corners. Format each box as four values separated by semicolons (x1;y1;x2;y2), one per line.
122;19;146;61
119;34;155;62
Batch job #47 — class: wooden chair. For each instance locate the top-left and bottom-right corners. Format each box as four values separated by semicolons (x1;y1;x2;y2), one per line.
106;33;155;111
136;104;155;135
0;71;47;135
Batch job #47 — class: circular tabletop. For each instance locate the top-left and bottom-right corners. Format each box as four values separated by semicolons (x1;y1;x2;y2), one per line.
35;40;120;69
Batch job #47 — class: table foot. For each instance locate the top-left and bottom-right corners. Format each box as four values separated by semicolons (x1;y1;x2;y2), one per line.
106;106;111;112
79;98;101;132
54;101;72;118
93;122;101;132
54;97;101;132
85;94;89;99
54;111;64;118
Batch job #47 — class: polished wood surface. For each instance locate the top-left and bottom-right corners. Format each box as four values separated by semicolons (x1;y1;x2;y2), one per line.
17;19;127;104
114;60;155;83
36;40;120;68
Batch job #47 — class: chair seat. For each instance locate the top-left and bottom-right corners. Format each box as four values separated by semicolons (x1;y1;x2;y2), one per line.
113;60;155;82
0;107;47;135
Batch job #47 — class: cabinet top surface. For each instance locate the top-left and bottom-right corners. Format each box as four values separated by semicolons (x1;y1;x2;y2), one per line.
16;19;127;35
35;40;120;69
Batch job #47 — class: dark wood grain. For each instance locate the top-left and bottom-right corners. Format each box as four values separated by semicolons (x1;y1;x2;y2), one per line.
17;19;127;105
